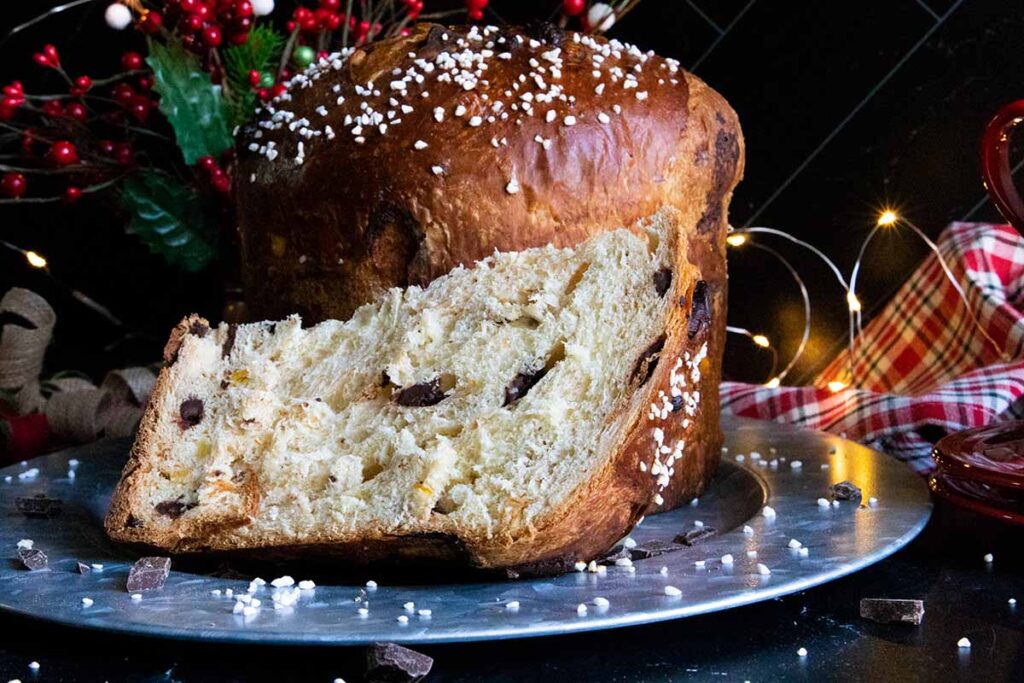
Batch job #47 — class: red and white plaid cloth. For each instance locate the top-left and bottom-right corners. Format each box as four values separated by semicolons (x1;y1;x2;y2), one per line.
721;222;1024;474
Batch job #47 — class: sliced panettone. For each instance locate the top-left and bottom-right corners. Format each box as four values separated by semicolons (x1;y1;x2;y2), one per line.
106;210;713;573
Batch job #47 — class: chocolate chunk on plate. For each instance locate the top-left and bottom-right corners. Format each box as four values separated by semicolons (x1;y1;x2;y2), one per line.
829;481;863;503
673;527;717;547
630;540;684;560
366;642;434;683
18;547;48;571
860;598;925;625
126;556;171;592
16;494;63;518
77;561;91;575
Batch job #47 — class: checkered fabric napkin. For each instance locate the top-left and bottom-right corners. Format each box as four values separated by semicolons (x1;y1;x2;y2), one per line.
721;222;1024;474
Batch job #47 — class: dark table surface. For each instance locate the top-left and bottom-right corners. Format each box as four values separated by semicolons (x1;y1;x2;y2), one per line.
0;499;1021;682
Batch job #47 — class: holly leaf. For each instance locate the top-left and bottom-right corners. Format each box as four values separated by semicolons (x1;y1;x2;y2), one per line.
223;24;284;126
146;39;233;165
121;172;217;272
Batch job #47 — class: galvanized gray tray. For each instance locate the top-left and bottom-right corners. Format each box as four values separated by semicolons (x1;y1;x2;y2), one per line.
0;415;930;645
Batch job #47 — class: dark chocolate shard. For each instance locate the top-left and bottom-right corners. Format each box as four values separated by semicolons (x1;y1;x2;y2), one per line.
126;556;171;592
829;481;863;503
600;545;632;565
19;547;48;571
673;527;717;546
859;598;925;625
189;320;209;337
222;323;238;358
630;540;684;560
394;378;448;407
686;280;711;339
503;365;549;406
77;561;91;574
653;268;673;297
631;334;667;386
154;498;194;519
670;395;685;412
179;397;204;429
522;21;564;47
365;642;434;683
16;494;63;518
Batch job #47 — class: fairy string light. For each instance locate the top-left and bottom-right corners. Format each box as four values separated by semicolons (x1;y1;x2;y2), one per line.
727;208;1010;390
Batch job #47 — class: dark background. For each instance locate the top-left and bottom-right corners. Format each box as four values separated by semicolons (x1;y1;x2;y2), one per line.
2;0;1023;385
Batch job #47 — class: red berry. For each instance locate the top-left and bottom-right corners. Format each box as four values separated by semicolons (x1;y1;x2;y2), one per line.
563;0;585;16
181;14;203;33
115;143;134;166
209;167;230;193
248;69;261;86
140;10;163;33
0;172;27;198
235;0;253;17
99;139;116;155
111;83;134;105
466;0;488;11
0;99;17;121
128;95;151;122
467;9;483;20
65;102;87;121
180;0;199;12
194;3;211;20
137;76;153;90
63;186;82;204
227;30;250;45
270;83;287;98
71;75;92;96
47;140;78;167
42;100;64;118
319;0;340;10
3;81;25;101
122;51;144;71
197;155;217;170
33;44;61;69
202;25;223;47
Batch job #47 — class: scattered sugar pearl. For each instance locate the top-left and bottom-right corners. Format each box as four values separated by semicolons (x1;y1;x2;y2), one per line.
788;539;803;549
505;601;520;611
16;539;33;549
832;500;840;508
91;563;104;571
396;615;409;624
130;593;143;601
868;497;878;507
757;563;771;576
817;498;830;508
735;454;745;462
225;589;234;598
587;560;600;573
403;602;415;613
790;460;803;469
747;550;758;559
957;637;971;649
271;576;294;588
81;597;94;607
743;525;754;535
614;557;633;567
721;554;734;565
574;561;587;572
799;547;810;558
365;580;378;589
576;603;588;616
983;553;994;564
593;597;609;608
298;580;316;590
418;609;432;617
28;662;39;671
762;506;776;520
358;607;369;616
413;140;428;150
623;537;637;549
1009;598;1017;606
659;566;669;575
211;589;221;597
663;585;682;597
693;520;704;529
797;647;808;657
694;560;706;568
690;498;699;507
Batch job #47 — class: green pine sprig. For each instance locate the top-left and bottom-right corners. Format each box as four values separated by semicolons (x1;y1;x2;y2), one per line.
222;24;286;127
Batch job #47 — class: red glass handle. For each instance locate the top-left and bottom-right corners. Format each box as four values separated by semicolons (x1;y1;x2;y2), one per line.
981;99;1024;232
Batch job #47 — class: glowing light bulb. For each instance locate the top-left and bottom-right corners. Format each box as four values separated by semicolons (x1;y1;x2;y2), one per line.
765;377;781;388
25;251;47;269
726;233;747;247
752;334;770;348
846;291;861;313
827;381;847;393
877;210;898;227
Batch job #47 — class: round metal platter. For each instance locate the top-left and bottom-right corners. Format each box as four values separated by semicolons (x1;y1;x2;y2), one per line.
0;415;931;645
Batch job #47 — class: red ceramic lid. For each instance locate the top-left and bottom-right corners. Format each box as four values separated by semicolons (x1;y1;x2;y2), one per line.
929;472;1024;526
932;421;1024;489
